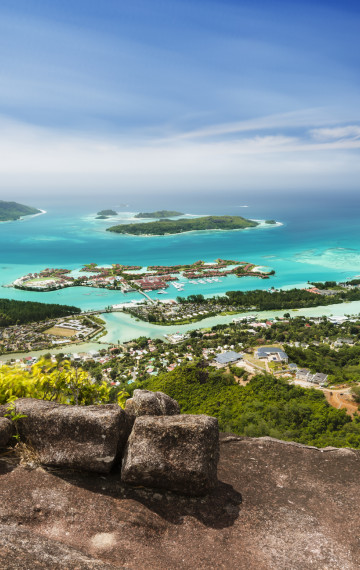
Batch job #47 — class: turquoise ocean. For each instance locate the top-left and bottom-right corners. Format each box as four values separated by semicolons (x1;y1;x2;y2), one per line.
1;191;360;350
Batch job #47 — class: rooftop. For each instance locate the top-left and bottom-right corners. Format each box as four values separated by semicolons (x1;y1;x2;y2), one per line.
215;351;244;365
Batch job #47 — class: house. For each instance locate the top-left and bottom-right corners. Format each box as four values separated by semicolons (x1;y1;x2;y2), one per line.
333;338;355;348
310;373;328;386
256;346;289;363
296;368;311;381
296;368;328;386
214;351;244;367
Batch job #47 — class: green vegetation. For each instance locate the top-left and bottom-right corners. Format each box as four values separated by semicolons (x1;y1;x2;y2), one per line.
134;210;184;218
310;281;339;290
135;362;360;448
0;358;124;406
285;344;360;384
0;299;80;327
107;215;259;235
0;200;41;221
95;215;109;219
178;286;360;311
224;287;360;309
265;220;276;224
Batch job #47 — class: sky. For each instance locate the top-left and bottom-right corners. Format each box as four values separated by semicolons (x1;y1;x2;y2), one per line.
0;0;359;198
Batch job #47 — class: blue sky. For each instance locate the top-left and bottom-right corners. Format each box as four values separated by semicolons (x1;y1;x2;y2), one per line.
0;0;359;196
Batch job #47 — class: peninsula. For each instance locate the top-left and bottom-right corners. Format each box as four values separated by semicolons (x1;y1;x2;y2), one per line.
134;210;184;219
107;215;259;235
0;200;41;221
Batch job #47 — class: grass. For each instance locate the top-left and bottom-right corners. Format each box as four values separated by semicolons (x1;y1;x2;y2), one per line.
44;327;77;337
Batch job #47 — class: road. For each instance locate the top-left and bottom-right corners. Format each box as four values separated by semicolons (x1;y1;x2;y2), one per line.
324;389;359;416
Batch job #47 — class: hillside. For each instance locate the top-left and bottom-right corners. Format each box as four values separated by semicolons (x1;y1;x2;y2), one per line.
136;364;360;448
0;436;359;569
0;201;41;221
107;215;259;235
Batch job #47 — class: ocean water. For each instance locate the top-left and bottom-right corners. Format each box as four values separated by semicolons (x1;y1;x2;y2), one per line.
1;193;359;301
0;190;360;347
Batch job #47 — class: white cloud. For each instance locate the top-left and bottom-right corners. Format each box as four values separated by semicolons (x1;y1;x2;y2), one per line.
171;109;360;141
0;116;359;193
310;125;360;141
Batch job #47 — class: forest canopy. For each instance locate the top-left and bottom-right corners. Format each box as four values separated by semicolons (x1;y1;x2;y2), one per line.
135;362;360;449
0;299;80;327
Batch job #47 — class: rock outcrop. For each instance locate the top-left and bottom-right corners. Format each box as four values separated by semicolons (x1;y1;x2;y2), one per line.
125;389;180;417
1;435;360;569
122;415;219;495
14;398;130;473
0;417;12;448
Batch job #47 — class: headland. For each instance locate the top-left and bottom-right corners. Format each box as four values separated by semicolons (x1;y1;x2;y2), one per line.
0;200;41;222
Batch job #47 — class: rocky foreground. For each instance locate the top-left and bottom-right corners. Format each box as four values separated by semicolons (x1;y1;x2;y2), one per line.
1;435;359;569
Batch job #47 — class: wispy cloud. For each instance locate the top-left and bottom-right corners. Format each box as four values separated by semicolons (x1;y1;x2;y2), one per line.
310;125;360;141
0;116;359;193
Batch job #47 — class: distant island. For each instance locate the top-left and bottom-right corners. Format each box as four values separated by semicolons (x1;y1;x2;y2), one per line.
107;215;259;235
134;210;184;219
0;200;41;222
97;209;117;216
265;220;276;224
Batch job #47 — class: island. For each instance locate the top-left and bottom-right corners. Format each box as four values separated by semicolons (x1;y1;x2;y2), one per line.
265;219;276;224
134;210;184;219
107;215;259;235
11;258;272;294
96;209;117;216
0;200;41;222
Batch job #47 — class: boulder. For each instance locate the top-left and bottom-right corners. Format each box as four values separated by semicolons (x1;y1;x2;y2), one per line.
0;404;10;417
125;389;180;417
15;398;131;473
0;417;12;447
121;414;219;496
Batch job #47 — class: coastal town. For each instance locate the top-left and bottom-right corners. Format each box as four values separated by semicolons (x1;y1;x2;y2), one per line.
1;309;360;416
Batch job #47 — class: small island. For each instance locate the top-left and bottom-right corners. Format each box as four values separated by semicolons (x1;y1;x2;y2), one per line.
265;220;276;224
134;210;184;219
107;215;259;235
97;209;117;216
0;200;41;222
